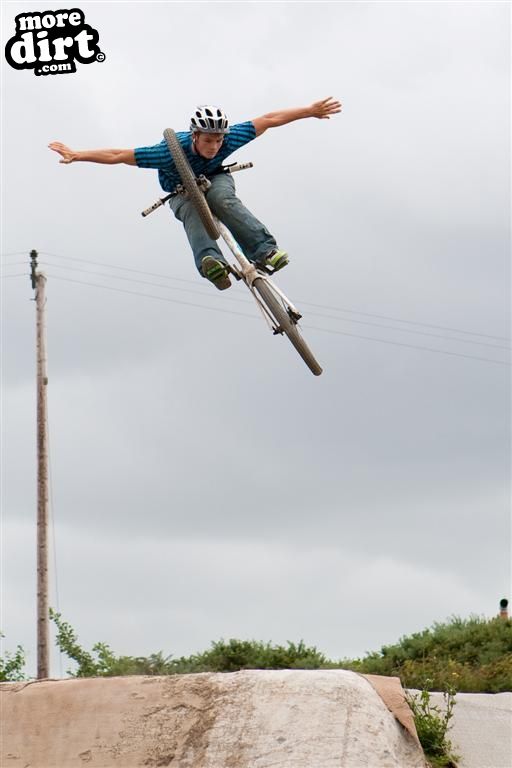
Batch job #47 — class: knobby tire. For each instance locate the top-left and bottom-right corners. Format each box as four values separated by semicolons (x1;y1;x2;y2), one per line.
163;128;220;240
253;278;323;376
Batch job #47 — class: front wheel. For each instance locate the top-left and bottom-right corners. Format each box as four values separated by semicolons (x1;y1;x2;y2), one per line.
163;128;220;240
253;278;323;376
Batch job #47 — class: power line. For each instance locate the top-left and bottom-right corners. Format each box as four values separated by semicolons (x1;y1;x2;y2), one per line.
0;251;33;258
46;272;510;367
41;259;243;304
9;250;510;359
40;250;200;287
47;273;258;321
40;260;510;352
38;250;510;343
0;261;28;267
297;299;511;343
303;308;511;352
0;273;28;278
303;324;511;367
46;401;63;679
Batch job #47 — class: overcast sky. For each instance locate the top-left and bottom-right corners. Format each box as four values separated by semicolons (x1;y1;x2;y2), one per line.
1;1;510;677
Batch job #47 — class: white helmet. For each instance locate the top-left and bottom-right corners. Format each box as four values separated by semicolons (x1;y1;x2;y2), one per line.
190;105;229;134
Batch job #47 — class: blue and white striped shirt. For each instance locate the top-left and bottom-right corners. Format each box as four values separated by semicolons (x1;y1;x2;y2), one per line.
134;121;256;193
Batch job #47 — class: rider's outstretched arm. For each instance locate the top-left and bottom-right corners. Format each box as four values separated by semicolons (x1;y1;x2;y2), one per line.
48;142;136;165
252;97;341;137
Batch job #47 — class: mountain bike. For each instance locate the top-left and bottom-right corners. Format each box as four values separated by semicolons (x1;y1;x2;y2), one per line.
141;128;323;376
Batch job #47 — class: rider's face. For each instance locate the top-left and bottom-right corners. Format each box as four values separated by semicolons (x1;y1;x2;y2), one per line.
193;132;224;159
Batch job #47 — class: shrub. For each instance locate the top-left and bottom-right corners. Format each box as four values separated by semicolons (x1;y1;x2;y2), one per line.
0;633;27;681
406;684;459;768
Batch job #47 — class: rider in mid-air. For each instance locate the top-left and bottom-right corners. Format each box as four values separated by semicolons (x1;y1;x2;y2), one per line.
49;97;341;290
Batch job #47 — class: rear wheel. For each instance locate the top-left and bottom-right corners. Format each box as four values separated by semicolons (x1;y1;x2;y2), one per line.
253;278;323;376
163;128;220;240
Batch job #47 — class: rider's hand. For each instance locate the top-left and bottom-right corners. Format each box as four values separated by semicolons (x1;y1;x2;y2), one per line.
309;97;342;119
48;142;77;164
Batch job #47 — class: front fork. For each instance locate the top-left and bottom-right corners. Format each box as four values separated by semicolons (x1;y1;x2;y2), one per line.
214;217;302;330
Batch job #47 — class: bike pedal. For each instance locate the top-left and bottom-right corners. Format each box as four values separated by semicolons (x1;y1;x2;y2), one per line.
226;264;242;281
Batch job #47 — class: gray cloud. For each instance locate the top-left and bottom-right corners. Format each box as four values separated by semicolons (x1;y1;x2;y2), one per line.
1;1;509;675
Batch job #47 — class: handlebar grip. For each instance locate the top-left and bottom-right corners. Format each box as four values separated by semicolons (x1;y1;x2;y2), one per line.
141;199;164;217
228;162;253;173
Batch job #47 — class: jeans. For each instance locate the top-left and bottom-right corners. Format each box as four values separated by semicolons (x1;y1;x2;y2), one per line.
169;172;277;273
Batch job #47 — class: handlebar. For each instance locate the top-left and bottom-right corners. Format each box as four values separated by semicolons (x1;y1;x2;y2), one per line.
141;162;253;218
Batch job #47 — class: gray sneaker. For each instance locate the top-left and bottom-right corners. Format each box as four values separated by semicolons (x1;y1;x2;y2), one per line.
257;249;289;273
201;256;231;290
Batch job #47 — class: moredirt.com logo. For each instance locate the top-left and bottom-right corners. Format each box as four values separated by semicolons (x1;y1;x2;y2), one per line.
4;8;105;76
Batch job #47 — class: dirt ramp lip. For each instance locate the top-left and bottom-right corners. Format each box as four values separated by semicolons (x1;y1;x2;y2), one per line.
1;670;427;767
360;673;421;746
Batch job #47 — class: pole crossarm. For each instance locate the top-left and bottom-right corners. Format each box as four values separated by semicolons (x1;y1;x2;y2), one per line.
30;249;38;291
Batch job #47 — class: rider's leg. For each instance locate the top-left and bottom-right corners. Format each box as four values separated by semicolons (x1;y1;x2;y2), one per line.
205;173;281;263
169;193;226;274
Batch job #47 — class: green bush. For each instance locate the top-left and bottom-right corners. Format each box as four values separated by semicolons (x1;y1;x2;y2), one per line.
0;633;26;681
50;609;175;677
406;685;459;768
49;610;327;677
184;639;327;672
48;609;511;693
340;616;512;692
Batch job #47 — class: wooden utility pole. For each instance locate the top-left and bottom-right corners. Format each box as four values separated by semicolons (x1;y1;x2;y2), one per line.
31;250;50;679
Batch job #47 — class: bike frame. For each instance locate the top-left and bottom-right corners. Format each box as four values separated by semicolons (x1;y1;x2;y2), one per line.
142;165;302;336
